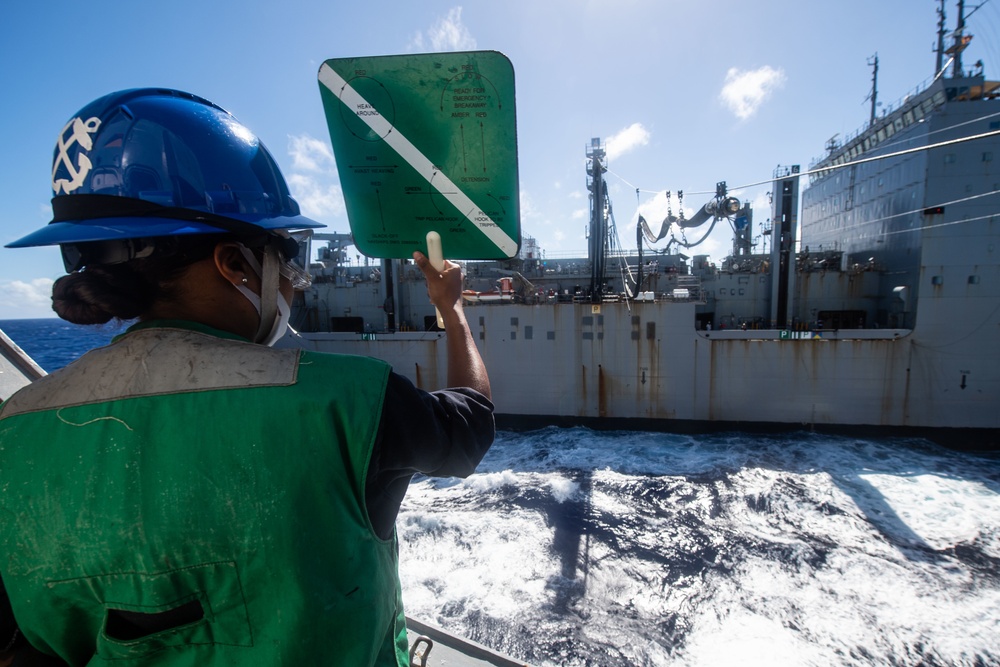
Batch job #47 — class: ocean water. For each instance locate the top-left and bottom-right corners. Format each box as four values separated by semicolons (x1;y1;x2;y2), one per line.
2;319;999;666
0;318;128;372
399;430;1000;666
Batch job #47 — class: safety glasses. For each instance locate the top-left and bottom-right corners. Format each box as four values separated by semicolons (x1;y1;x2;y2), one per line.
270;230;313;290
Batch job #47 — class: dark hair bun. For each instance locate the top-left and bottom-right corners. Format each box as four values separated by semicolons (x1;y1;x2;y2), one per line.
52;266;151;324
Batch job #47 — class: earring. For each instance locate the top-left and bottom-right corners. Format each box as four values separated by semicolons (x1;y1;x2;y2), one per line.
241;277;248;284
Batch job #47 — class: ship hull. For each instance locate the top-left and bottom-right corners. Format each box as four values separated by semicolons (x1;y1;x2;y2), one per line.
290;299;998;447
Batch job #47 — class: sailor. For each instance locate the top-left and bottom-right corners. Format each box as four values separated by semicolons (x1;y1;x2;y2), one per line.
0;89;494;666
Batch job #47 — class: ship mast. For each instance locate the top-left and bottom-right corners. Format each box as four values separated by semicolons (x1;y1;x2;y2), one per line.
953;0;967;77
586;138;608;303
936;0;947;75
867;53;879;128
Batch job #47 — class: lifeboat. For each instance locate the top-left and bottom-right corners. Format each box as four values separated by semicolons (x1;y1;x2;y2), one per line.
461;277;514;303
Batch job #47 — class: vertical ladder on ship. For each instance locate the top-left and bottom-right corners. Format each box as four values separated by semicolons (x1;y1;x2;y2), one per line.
675;275;703;302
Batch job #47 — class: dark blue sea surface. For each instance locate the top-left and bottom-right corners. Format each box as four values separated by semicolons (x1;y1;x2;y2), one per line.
0;318;129;372
2;318;998;665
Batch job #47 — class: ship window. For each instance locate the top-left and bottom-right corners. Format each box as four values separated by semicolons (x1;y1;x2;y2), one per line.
885;124;895;138
816;310;866;329
647;322;656;339
903;111;914;125
969;275;980;285
984;152;993;162
893;118;903;132
931;275;943;286
877;128;887;142
547;331;555;340
330;316;364;333
524;325;533;340
510;331;517;340
511;317;519;326
914;104;925;120
944;153;957;164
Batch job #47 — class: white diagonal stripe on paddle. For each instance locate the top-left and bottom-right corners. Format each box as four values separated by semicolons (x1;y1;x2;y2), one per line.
319;64;517;257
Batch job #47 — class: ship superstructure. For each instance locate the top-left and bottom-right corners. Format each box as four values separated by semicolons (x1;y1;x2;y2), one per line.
286;4;1000;445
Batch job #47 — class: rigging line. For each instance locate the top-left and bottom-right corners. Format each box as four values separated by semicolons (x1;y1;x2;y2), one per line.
733;127;1000;190
604;168;637;190
607;205;637;287
808;187;1000;238
884;210;1000;237
871;108;1000;154
605;167;660;194
913;187;999;215
615;125;1000;200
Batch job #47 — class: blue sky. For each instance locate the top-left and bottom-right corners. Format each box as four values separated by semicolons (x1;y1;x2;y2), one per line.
1;0;998;319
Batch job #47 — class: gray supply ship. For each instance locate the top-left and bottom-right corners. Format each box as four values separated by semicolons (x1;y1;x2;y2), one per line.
284;5;1000;447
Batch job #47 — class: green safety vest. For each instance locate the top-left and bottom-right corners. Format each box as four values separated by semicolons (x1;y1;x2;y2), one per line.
0;321;408;666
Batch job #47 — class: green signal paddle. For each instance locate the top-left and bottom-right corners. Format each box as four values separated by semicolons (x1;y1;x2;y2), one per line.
317;51;520;261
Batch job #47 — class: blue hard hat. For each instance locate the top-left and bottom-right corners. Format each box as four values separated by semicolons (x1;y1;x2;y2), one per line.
7;88;324;249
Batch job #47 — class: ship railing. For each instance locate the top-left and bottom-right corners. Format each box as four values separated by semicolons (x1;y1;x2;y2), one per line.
698;328;911;341
808;72;944;171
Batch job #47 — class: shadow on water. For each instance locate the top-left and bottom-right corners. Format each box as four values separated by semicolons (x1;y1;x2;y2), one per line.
505;428;1000;567
436;428;1000;665
543;470;592;614
833;473;942;553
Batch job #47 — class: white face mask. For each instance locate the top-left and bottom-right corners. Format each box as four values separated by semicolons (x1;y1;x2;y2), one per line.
233;245;290;347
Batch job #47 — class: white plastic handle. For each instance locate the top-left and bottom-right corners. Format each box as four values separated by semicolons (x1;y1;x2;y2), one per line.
426;231;446;330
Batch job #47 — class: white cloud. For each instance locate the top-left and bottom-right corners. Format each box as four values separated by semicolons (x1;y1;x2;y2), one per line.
519;190;539;221
719;66;786;120
285;134;344;221
605;122;651;162
411;7;477;52
286;173;344;220
571;208;587;220
0;278;54;311
288;134;335;172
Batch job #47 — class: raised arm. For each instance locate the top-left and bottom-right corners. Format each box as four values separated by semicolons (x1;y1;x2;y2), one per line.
411;251;491;400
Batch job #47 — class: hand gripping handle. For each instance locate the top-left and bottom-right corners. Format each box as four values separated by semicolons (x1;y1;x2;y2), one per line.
426;231;446;330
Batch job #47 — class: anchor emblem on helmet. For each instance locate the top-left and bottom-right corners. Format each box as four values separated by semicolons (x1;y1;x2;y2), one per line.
51;116;102;194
